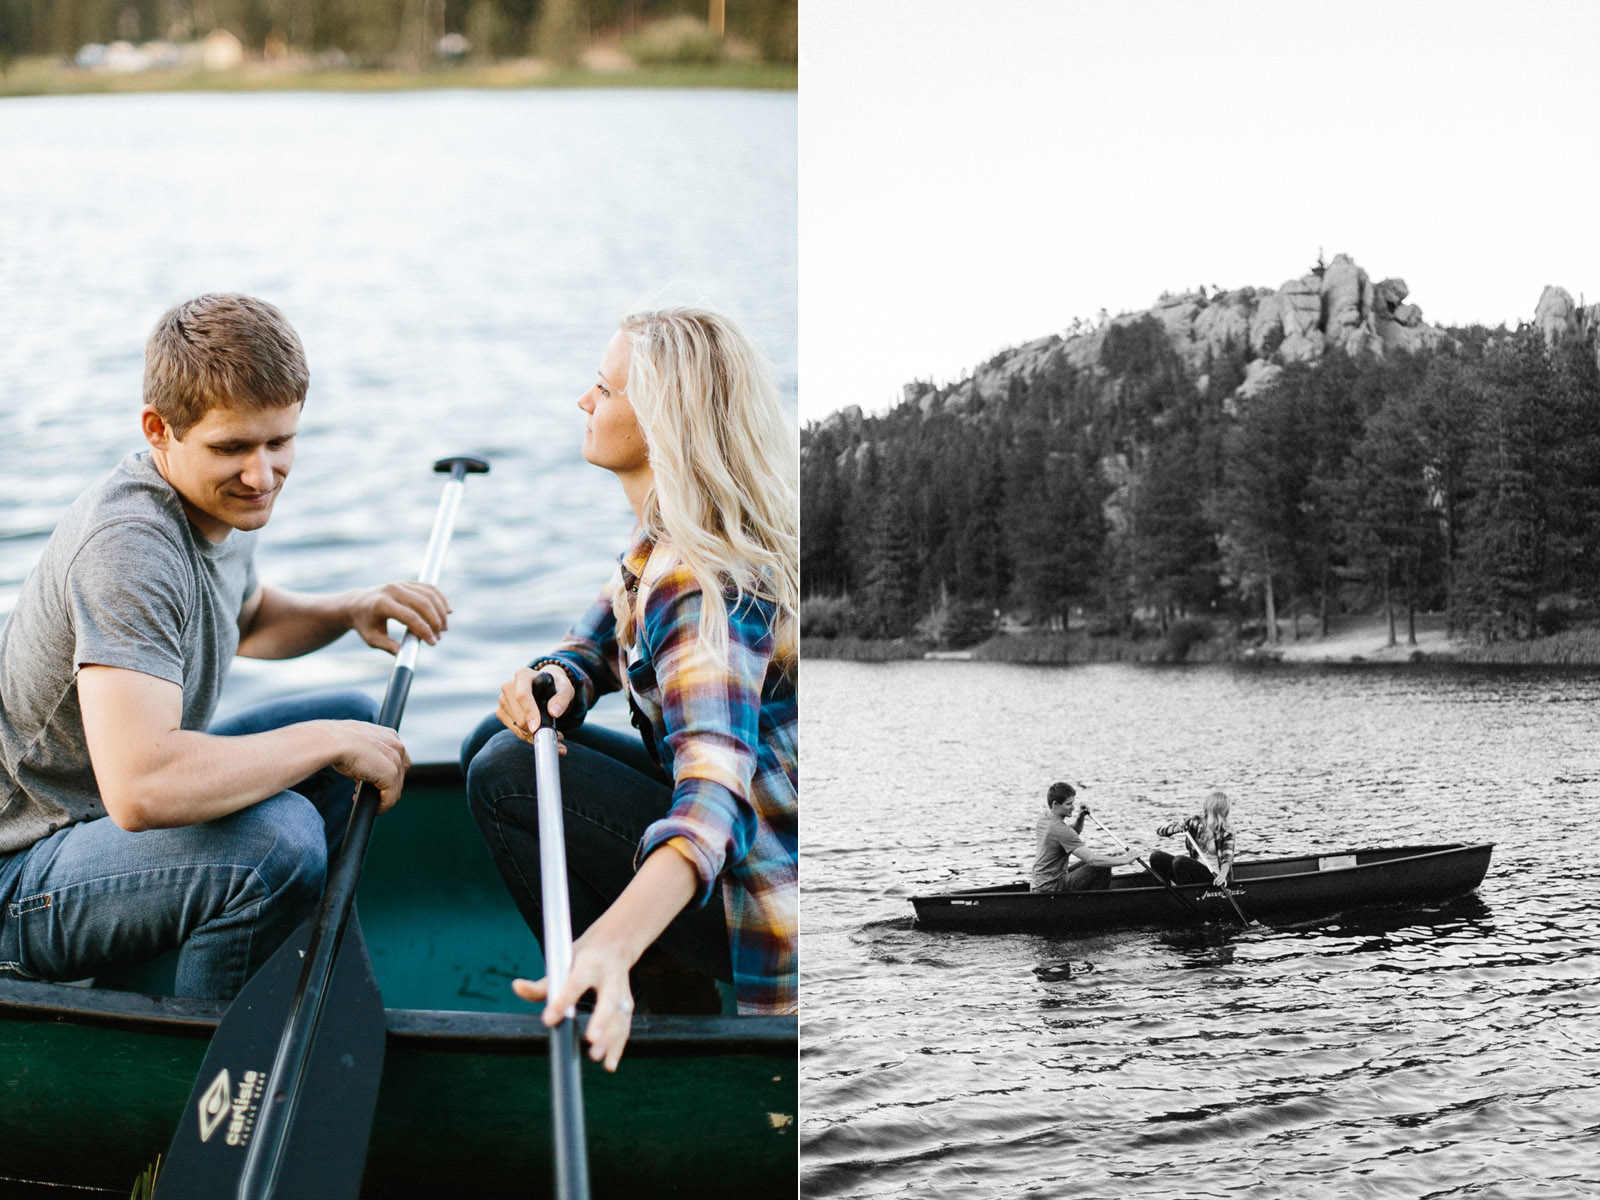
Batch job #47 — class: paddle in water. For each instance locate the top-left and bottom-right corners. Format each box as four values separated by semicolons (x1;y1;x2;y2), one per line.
153;455;488;1200
529;670;592;1200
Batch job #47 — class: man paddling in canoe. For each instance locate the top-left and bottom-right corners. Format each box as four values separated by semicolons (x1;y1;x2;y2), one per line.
1031;782;1139;891
0;293;449;1000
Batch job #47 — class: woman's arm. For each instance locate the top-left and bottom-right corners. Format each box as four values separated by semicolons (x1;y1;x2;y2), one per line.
490;581;625;741
634;566;774;900
534;582;626;725
1155;814;1202;841
512;843;698;1072
510;563;785;1062
1215;825;1236;880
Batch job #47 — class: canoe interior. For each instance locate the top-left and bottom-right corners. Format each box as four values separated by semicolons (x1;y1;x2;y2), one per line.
0;761;796;1198
91;761;558;1013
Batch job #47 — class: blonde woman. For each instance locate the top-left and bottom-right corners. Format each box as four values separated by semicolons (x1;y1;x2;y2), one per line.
461;307;798;1071
1150;790;1236;885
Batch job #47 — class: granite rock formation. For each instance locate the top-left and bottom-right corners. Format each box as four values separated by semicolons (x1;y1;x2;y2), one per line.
826;257;1591;436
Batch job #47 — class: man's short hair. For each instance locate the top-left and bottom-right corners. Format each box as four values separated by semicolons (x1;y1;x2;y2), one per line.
1047;781;1077;808
143;294;308;438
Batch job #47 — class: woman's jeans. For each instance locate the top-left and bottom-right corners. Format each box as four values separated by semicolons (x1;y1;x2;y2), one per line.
0;689;377;1000
461;714;732;984
1149;849;1215;885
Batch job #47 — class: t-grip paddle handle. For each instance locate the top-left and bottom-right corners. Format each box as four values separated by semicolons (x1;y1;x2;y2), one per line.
531;670;557;731
433;454;490;476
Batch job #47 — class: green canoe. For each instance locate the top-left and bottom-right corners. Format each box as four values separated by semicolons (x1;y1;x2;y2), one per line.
0;763;797;1198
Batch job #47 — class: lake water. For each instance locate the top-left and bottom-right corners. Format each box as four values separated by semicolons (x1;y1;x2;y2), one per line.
801;659;1600;1198
0;88;796;761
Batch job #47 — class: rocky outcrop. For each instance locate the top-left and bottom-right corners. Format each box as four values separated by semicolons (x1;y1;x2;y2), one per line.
1535;286;1580;343
817;404;865;436
886;257;1588;422
1533;286;1600;370
1037;253;1455;401
1235;358;1284;400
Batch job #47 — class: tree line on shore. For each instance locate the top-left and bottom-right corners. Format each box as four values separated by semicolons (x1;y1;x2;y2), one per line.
0;0;795;68
801;318;1600;649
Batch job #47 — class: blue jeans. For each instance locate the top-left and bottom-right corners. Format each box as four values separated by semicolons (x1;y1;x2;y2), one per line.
461;713;732;984
0;689;377;1000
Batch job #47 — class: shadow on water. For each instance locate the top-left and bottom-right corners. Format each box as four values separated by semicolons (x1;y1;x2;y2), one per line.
1153;923;1243;967
1271;893;1495;940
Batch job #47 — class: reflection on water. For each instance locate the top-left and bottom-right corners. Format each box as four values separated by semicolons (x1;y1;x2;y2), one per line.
803;660;1600;1198
0;90;795;761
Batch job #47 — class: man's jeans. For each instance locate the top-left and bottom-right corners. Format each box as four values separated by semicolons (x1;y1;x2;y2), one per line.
461;714;732;984
0;689;377;1000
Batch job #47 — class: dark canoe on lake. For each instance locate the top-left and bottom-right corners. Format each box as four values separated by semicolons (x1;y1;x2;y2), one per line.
0;763;796;1199
911;843;1495;933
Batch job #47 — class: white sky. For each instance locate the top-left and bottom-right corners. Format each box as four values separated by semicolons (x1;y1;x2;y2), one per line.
799;0;1600;422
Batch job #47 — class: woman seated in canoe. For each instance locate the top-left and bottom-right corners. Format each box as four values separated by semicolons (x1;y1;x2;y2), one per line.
1032;782;1140;891
1149;789;1235;886
461;306;798;1071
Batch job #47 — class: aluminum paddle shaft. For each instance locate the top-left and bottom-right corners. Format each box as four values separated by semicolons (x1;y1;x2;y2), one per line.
232;454;488;1200
531;671;591;1200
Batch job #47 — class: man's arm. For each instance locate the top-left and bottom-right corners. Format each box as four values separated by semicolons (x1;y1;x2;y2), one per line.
236;582;450;660
1069;843;1138;869
78;665;409;831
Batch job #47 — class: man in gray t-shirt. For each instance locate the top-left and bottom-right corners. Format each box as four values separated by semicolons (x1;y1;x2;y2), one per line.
1031;781;1138;892
0;294;450;1000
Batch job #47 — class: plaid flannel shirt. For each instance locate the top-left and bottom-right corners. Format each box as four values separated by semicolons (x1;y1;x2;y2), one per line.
1156;814;1235;879
537;531;797;1015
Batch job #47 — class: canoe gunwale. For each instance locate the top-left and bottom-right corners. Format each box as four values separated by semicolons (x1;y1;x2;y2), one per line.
0;976;796;1056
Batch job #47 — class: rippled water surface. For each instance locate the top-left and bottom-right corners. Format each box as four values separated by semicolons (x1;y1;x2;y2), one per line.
0;90;795;760
802;660;1600;1198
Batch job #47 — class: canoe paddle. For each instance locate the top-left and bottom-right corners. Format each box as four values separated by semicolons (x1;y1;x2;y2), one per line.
153;454;488;1200
529;670;592;1200
1084;811;1203;918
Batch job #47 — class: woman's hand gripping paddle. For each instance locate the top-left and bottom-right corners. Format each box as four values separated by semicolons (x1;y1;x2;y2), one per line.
153;455;488;1200
530;670;592;1200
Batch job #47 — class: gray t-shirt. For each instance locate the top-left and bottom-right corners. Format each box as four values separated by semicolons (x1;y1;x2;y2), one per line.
0;452;258;854
1031;812;1086;890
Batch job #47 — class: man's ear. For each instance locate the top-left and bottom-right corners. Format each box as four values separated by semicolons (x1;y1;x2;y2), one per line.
140;405;174;450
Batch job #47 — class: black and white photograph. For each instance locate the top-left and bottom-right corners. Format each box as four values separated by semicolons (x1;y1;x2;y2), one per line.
801;2;1600;1197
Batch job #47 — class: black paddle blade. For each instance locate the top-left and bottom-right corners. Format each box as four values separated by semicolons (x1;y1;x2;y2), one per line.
153;912;386;1200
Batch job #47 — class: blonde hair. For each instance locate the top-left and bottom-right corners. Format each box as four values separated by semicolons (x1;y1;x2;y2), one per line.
1198;789;1232;853
609;307;799;670
144;294;308;437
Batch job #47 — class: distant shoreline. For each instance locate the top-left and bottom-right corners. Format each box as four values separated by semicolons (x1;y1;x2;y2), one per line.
0;58;796;98
804;613;1600;667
